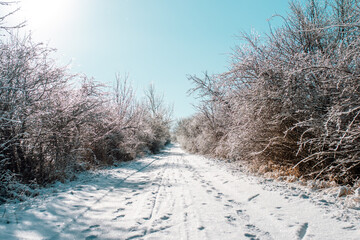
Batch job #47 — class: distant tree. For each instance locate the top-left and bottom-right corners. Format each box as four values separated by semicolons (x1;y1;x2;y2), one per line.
143;84;172;152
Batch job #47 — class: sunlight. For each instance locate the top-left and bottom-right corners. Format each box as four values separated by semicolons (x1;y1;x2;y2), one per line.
20;0;75;30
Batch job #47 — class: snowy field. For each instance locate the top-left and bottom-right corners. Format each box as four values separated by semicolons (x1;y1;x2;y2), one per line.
0;145;359;240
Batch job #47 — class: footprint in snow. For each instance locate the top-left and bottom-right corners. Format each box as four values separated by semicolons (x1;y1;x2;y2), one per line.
236;209;243;215
126;201;133;205
160;215;170;220
82;225;100;233
236;209;250;221
244;233;257;239
85;235;98;240
228;199;242;206
215;193;223;200
112;215;125;221
114;208;125;213
225;215;237;225
343;225;356;230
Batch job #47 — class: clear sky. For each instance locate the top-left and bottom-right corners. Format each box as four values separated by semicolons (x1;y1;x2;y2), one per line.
8;0;304;120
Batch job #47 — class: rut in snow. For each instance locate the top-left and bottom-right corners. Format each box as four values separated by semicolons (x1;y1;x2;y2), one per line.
0;145;359;240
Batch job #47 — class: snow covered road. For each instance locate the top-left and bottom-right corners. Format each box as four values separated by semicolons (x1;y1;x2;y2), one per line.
1;145;359;239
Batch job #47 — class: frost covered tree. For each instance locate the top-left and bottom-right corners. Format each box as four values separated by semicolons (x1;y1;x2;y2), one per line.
143;84;172;153
0;37;173;202
0;1;24;33
177;0;360;185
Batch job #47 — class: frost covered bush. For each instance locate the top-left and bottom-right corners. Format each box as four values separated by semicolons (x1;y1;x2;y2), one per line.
0;36;71;185
0;37;171;202
142;84;172;153
176;0;360;185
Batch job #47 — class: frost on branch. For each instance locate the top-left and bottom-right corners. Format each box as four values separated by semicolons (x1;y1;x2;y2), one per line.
0;37;171;203
176;0;360;186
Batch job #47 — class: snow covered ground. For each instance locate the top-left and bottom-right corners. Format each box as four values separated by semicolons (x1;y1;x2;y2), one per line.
0;145;359;240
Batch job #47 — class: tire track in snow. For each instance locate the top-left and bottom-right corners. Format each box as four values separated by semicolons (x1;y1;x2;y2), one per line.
124;163;168;239
48;157;160;240
129;155;209;239
297;222;309;240
12;145;357;240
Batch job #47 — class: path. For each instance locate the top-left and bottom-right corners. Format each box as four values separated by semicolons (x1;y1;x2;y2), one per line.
0;145;359;239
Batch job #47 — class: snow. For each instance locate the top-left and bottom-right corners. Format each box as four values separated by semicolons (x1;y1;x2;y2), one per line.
0;145;359;239
356;188;360;197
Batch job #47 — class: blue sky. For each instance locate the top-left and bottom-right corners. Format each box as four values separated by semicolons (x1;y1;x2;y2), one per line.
11;0;304;120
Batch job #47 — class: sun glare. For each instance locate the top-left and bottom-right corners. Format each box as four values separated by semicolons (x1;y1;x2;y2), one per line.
20;0;74;30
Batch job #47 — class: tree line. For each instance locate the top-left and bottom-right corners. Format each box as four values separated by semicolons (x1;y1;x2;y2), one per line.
0;4;171;202
175;0;360;186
